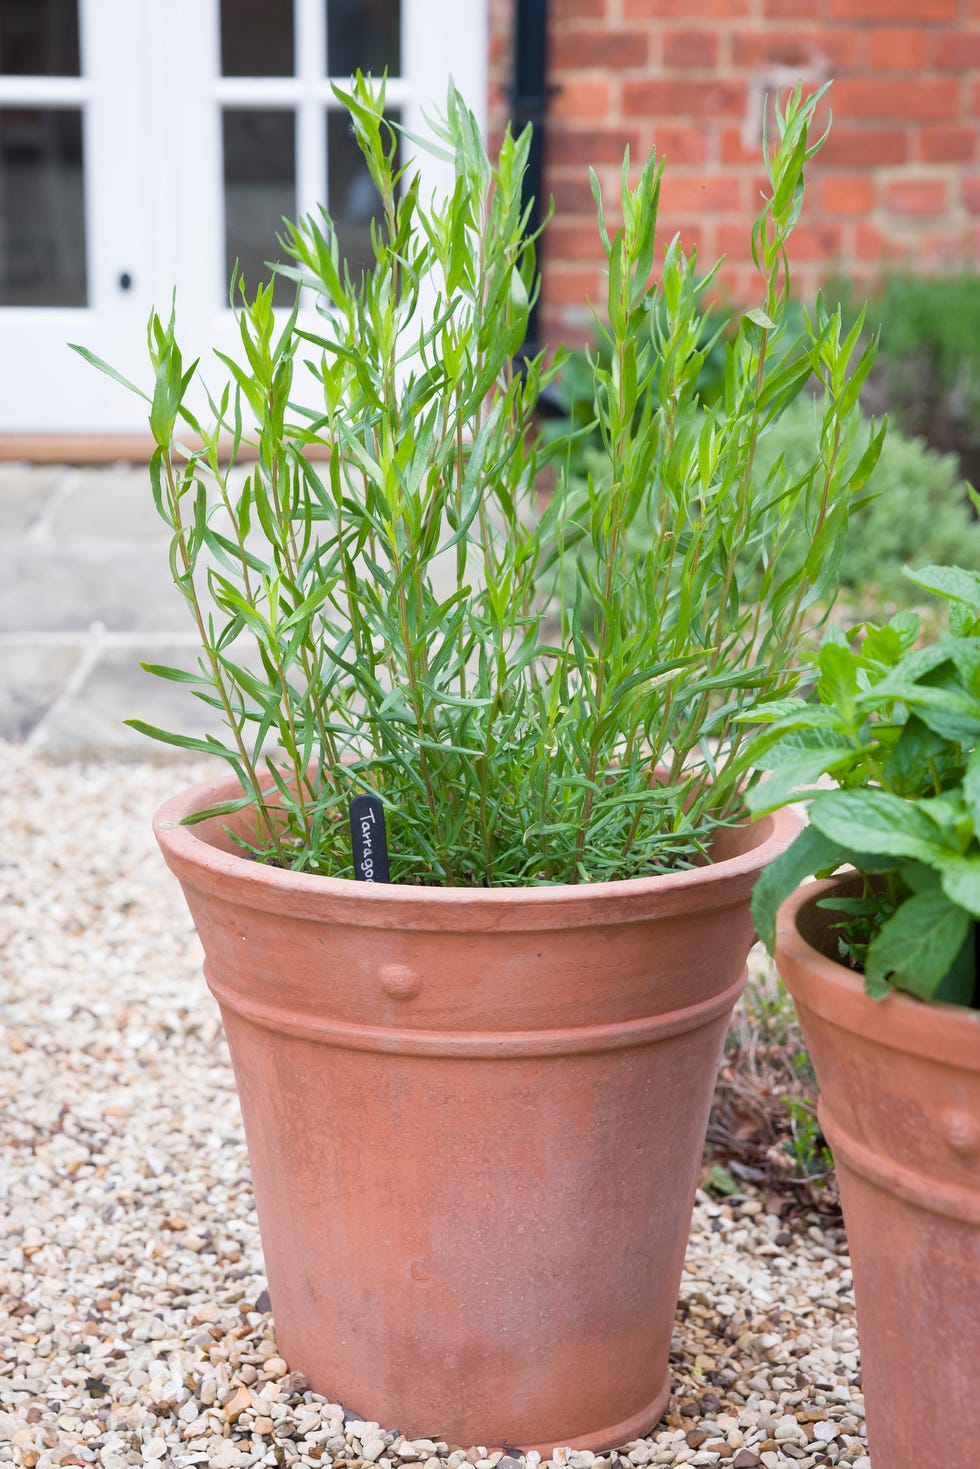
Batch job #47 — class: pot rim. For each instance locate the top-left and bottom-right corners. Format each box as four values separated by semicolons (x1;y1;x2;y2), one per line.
154;768;802;931
775;877;980;1071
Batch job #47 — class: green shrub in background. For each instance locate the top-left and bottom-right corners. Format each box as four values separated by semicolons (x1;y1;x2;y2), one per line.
556;269;980;501
842;272;980;488
555;315;980;618
542;301;728;485
754;396;980;608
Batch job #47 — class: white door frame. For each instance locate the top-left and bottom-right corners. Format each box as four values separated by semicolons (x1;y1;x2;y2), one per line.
0;0;488;442
0;0;154;437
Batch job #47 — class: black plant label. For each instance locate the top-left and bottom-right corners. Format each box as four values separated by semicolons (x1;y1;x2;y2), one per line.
349;793;390;883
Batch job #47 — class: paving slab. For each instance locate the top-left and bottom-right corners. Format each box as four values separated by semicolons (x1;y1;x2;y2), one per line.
0;542;187;635
0;641;81;742
0;464;67;538
36;641;225;761
1;461;471;758
50;463;164;539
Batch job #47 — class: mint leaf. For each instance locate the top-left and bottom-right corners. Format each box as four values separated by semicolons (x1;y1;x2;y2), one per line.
751;824;844;953
746;747;857;816
864;889;970;1000
809;789;954;867
905;563;980;609
941;856;980;919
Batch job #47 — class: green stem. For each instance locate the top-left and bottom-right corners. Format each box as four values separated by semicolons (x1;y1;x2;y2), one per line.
396;575;454;884
572;308;632;878
164;455;278;852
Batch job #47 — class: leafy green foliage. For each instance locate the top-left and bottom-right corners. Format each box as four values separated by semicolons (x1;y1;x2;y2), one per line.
558;313;977;619
562;392;970;626
784;1096;834;1179
704;1163;740;1196
753;397;980;606
76;79;873;888
746;565;980;1009
541;301;728;488
866;271;980;481
713;960;836;1200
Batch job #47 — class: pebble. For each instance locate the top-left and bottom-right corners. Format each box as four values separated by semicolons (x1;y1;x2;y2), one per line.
225;1385;252;1421
0;749;868;1469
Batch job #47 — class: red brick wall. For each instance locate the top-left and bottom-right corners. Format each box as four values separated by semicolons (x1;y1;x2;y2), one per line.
487;0;980;344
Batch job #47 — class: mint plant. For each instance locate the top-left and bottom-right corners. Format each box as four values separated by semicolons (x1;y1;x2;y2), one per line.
76;78;879;887
748;564;980;1010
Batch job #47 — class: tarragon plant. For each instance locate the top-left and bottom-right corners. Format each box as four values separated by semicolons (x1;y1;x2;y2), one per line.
75;78;881;886
748;564;980;1010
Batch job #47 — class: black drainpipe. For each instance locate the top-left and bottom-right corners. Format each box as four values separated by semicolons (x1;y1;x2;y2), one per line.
509;0;550;367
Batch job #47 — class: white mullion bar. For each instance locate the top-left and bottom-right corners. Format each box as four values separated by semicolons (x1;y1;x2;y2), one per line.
295;0;326;220
323;78;411;103
81;0;148;320
212;77;303;106
211;76;412;107
177;0;226;322
0;76;91;105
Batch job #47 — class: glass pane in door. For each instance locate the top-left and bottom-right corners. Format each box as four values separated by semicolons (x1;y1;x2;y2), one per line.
326;0;400;78
0;0;80;77
223;109;296;301
326;108;400;279
0;107;87;306
220;0;294;77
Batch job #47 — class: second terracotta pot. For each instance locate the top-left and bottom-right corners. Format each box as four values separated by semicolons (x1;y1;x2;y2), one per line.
776;881;980;1469
156;772;797;1453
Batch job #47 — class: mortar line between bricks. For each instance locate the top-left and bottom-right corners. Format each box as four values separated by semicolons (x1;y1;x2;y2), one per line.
24;625;109;753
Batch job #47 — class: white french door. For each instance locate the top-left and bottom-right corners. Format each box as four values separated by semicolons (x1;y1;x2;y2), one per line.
0;0;487;435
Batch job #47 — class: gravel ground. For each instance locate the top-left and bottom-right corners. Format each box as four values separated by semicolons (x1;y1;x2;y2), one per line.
0;747;868;1469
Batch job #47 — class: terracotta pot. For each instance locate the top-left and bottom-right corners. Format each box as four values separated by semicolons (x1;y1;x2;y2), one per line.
776;881;980;1468
155;771;796;1453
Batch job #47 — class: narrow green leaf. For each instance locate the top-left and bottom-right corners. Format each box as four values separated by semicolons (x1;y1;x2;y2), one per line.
124;720;241;760
139;661;208;685
180;794;260;825
68;344;151;402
